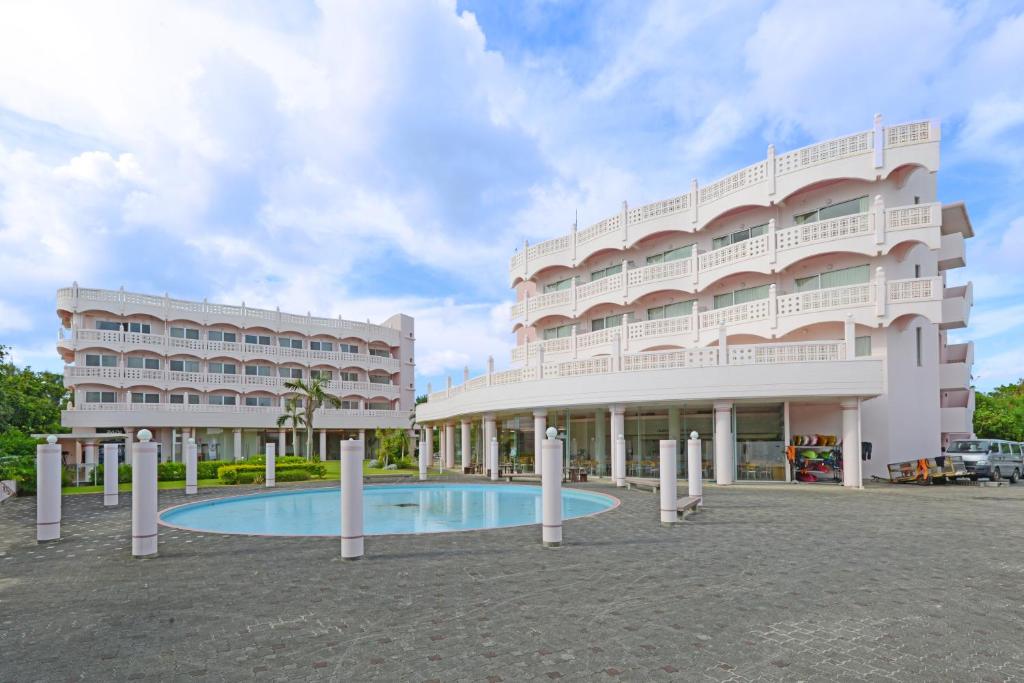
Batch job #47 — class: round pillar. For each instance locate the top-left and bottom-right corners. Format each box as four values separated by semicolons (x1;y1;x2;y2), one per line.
36;436;61;542
614;435;626;487
103;443;119;507
714;402;734;486
541;428;563;548
841;400;861;489
687;431;703;504
185;438;198;495
131;429;159;558
265;442;276;487
490;437;500;481
319;429;327;462
418;433;428;481
233;428;243;462
340;438;364;559
460;420;471;471
659;440;678;525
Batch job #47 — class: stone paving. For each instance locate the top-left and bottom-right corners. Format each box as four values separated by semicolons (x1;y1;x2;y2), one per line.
3;478;1024;682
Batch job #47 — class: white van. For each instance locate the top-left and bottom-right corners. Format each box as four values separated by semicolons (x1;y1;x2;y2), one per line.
947;439;1024;482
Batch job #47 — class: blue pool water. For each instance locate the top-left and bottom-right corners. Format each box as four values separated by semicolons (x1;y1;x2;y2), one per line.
160;484;617;536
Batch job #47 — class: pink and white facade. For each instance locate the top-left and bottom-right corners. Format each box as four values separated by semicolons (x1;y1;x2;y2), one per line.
417;116;974;483
56;285;414;462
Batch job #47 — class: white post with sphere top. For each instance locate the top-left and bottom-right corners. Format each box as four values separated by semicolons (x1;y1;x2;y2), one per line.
659;440;678;526
36;435;61;542
340;437;365;560
132;429;159;558
103;443;119;507
542;427;563;548
688;431;703;505
185;438;198;495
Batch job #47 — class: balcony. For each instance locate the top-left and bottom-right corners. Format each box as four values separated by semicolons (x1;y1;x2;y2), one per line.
61;403;407;430
939;361;971;391
510;201;943;326
57;328;401;372
62;366;401;398
937;232;965;271
56;285;402;345
941;282;972;330
509;117;941;285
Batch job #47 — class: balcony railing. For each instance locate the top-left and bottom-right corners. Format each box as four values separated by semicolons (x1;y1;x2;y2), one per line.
58;329;401;371
509;117;939;280
66;403;402;417
510;200;941;322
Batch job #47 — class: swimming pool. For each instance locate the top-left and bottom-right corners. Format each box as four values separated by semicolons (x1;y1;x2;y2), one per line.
159;484;618;536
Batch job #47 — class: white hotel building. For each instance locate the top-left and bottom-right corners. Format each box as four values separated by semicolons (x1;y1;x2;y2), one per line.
417;116;974;484
55;285;414;463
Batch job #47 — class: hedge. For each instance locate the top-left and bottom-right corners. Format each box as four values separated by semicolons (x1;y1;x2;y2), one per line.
217;462;327;485
96;460;235;483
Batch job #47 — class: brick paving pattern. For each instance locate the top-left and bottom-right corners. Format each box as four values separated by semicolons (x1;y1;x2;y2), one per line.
3;479;1024;681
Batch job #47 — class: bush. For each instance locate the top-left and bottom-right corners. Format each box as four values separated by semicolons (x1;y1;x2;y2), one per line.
158;462;186;481
245;454;306;466
368;459;381;469
393;457;413;470
217;462;326;485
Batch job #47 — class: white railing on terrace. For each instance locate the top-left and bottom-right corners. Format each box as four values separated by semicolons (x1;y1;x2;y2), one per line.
699;298;771;329
67;403;402;418
509;117;938;275
57;285;400;342
510;201;941;321
431;340;858;403
59;328;401;370
62;366;400;397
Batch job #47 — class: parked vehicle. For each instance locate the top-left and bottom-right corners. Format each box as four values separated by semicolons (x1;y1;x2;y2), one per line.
946;439;1024;482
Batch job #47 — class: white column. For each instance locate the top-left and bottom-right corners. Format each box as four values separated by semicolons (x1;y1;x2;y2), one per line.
265;442;276;488
460;419;471;471
614;435;626;487
445;423;455;469
842;400;861;489
418;431;428;481
714;401;734;486
594;408;607;477
132;429;159;558
83;440;97;482
103;443;119;507
541;427;563;548
292;429;301;459
490;437;499;481
659;440;678;525
483;413;496;476
185;438;198;495
233;428;243;462
533;409;547;476
320;429;328;462
438;426;446;473
124;428;135;466
340;437;365;560
278;431;287;459
36;436;61;542
687;431;703;504
425;425;434;473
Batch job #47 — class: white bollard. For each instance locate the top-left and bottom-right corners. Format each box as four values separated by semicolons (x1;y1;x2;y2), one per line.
490;436;499;481
688;431;703;505
265;442;276;488
103;443;119;507
340;437;365;560
541;427;562;548
659;440;678;525
185;437;198;495
418;439;428;481
132;429;159;558
36;435;61;542
614;435;626;487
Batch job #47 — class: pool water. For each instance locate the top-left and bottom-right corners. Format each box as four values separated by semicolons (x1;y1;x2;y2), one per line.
159;484;617;536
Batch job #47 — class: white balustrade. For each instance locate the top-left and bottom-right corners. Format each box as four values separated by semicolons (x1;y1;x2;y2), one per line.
576;272;624;302
626;257;691;287
775;212;872;251
885;203;939;231
775;283;873;317
774;131;873;176
625;314;692;341
698;160;768;205
697;234;769;271
699;298;770;329
887;277;939;302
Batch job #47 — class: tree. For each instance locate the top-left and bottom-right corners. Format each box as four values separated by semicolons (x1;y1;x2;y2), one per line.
973;380;1024;441
275;397;306;459
283;377;341;461
374;427;408;466
0;345;69;435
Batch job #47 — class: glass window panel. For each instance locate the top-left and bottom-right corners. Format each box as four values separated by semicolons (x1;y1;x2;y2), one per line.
127;357;143;369
647;306;665;320
712;235;731;250
795;275;820;292
793;208;817;225
733;285;770;305
86;391;100;402
144;358;159;370
96;320;121;331
665;301;693;317
278;337;291;347
341;371;359;382
749;223;768;237
544;277;572;293
86;354;100;366
818;195;868;221
713;292;734;309
102;392;116;403
170;394;183;404
855;336;872;357
645;253;664;265
820;264;869;289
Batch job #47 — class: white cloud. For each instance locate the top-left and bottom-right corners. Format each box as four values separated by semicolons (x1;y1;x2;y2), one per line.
0;299;32;333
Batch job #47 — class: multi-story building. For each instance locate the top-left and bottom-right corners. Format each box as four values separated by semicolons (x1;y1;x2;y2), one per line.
416;116;974;484
55;284;414;464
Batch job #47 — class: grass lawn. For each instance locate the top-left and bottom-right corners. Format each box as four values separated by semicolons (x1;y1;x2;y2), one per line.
62;460;436;495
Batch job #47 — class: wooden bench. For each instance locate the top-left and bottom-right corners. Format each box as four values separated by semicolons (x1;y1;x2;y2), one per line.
624;477;660;493
676;495;701;518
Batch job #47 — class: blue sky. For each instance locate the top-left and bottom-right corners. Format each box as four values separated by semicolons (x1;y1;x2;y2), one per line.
1;0;1023;394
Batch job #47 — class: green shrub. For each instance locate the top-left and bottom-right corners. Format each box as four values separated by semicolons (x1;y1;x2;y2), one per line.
393;457;413;470
216;462;325;485
157;462;186;481
275;469;310;482
95;463;133;483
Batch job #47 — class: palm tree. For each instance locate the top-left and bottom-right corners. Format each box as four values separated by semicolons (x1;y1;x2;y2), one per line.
284;376;342;460
276;397;306;459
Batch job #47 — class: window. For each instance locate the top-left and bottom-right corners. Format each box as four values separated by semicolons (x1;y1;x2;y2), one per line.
208;395;237;406
188;394;199;405
310;340;334;351
590;264;622;281
711;224;768;250
591;314;624;332
794;196;868;225
131;392;160;404
169;359;200;373
208;330;237;342
368;348;391;357
369;375;392;384
855;336;872;357
278;367;303;379
795;264;870;293
244;334;271;346
714;284;770;310
367;402;391;411
126;357;160;370
340;371;359;382
340;400;360;410
245;396;273;407
85;391;117;403
647;301;694;320
340;343;360;354
170;326;199;340
646;245;694;264
127;322;151;334
96;320;121;332
542;323;573;340
311;369;333;380
170;394;183;404
209;362;237;374
543;277;573;294
244;365;272;377
914;264;921;278
278;337;304;349
915;327;923;367
85;354;117;367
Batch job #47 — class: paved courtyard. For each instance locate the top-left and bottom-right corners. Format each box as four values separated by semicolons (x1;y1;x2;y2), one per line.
3;478;1024;682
